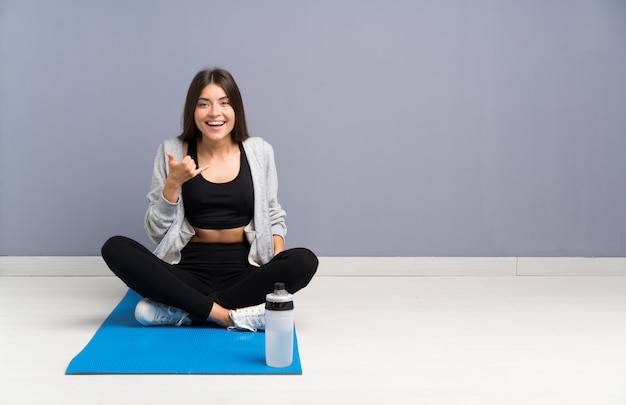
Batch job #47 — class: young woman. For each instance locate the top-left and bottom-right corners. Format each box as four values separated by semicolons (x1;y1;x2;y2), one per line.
101;68;318;331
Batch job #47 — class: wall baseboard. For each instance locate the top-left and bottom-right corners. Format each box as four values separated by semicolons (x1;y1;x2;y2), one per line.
516;257;626;276
1;256;625;277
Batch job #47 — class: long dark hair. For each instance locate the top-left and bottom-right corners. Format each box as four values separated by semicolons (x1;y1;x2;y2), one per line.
178;68;250;142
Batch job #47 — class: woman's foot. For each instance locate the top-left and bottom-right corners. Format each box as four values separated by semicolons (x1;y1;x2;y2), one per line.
227;303;266;332
134;298;192;326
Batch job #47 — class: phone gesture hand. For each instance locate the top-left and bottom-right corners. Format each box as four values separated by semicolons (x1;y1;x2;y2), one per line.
166;152;210;186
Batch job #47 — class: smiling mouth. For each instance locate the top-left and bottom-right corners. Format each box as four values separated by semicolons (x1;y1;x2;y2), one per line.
207;121;225;127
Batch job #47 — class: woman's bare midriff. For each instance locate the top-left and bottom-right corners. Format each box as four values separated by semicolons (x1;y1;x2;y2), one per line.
190;226;246;244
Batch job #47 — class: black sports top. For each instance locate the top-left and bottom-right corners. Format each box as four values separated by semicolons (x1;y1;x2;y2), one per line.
181;140;254;229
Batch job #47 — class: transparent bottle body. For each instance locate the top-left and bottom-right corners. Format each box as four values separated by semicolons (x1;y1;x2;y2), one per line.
265;309;294;368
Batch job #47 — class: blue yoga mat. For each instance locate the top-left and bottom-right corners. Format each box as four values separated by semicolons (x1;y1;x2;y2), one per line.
66;289;302;374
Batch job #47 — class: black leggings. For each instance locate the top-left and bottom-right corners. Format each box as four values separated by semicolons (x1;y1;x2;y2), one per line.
101;236;318;322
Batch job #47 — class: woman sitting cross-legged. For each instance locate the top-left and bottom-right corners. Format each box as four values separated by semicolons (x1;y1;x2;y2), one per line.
101;68;318;331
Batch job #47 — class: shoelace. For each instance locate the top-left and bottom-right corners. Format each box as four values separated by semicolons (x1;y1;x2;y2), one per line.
240;307;264;324
154;305;187;326
173;312;187;327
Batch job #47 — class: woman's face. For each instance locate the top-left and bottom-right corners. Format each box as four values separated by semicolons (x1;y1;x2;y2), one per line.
194;83;236;142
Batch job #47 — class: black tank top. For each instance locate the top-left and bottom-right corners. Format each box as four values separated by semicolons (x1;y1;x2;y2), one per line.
182;140;254;229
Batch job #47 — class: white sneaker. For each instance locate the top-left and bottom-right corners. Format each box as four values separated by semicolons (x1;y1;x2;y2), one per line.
134;298;192;327
228;303;266;332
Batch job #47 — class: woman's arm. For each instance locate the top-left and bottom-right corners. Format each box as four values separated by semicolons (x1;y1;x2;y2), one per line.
144;143;180;245
144;142;209;245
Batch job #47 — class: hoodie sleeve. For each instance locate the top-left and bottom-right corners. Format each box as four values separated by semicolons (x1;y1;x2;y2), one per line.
144;142;182;245
264;141;287;239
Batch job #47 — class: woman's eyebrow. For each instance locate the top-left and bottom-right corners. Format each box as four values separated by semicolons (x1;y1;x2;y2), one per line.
198;96;229;101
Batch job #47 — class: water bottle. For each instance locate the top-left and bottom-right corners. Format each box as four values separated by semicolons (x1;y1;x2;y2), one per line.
265;282;294;368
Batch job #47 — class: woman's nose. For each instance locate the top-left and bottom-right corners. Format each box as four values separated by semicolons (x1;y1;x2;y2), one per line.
208;104;221;116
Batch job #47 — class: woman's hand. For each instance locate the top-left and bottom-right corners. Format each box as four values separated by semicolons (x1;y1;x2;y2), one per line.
273;235;285;256
162;152;210;203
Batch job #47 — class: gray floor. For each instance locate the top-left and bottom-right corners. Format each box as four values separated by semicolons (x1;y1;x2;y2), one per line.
1;274;626;405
